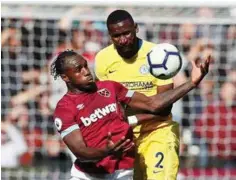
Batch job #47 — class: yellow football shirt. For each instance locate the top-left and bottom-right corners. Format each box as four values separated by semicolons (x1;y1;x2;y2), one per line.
95;39;173;133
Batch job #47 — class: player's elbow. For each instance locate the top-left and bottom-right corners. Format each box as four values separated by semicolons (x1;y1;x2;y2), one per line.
64;138;90;160
70;143;91;160
147;101;160;113
153;101;167;113
155;104;172;116
146;96;165;113
70;144;103;161
71;148;89;160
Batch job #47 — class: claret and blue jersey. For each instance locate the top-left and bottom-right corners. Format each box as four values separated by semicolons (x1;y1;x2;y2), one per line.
53;80;135;173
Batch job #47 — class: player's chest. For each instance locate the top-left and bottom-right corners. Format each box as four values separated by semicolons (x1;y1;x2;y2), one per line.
106;57;154;81
106;58;157;94
74;89;117;127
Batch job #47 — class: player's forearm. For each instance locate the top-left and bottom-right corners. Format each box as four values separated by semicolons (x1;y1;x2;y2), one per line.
72;146;108;161
151;80;195;113
63;130;110;161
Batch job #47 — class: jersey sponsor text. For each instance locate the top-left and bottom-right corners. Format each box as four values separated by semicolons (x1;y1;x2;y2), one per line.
81;103;117;126
121;81;154;90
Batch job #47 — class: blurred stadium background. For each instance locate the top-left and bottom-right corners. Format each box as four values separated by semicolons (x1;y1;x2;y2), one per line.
1;1;236;179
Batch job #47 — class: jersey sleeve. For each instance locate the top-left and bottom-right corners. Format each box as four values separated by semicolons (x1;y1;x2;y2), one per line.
94;52;108;80
112;81;135;104
53;101;79;139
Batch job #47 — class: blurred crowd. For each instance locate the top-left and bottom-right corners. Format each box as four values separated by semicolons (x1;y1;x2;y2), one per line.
1;12;236;178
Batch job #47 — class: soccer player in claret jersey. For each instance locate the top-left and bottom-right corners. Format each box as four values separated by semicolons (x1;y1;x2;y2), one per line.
51;50;210;180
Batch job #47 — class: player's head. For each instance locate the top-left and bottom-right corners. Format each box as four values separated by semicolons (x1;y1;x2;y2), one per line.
51;50;96;92
106;10;139;59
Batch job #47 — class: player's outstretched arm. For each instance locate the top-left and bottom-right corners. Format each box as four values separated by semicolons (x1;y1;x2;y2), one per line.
63;129;133;161
127;55;211;116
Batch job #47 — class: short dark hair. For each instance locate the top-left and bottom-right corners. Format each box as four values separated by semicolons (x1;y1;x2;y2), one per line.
106;10;134;29
51;50;77;80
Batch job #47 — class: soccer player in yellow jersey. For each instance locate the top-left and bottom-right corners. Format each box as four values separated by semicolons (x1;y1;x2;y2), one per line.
95;10;179;180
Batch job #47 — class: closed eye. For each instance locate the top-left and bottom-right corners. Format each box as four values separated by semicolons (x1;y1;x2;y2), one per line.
76;65;82;72
112;31;131;38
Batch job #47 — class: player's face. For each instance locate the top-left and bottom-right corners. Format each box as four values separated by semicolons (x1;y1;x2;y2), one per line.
108;19;138;59
63;55;96;92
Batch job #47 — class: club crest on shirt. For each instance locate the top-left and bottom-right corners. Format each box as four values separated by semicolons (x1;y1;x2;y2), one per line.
139;64;149;74
54;117;62;131
97;88;111;97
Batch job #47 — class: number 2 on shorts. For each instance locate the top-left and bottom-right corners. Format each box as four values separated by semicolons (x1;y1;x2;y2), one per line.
155;152;164;168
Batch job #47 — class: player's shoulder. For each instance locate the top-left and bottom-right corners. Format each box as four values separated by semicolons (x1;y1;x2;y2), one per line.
97;80;118;86
95;44;115;61
55;94;76;110
141;39;156;49
138;39;156;57
96;80;121;89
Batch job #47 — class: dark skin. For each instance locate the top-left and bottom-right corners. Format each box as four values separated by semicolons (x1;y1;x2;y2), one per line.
61;55;134;160
108;18;173;122
60;54;210;161
108;19;139;59
61;55;95;93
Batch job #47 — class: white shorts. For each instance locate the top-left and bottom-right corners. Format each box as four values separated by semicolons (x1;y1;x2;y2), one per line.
70;164;133;180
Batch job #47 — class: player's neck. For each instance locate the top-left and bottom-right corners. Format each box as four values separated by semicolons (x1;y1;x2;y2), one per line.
67;84;84;94
68;88;84;94
132;37;141;57
67;83;98;94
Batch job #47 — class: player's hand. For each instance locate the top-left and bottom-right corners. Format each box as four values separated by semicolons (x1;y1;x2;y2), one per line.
190;55;211;87
106;132;134;156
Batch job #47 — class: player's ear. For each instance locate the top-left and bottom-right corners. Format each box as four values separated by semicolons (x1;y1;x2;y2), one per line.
135;23;139;33
107;32;112;42
61;74;69;83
